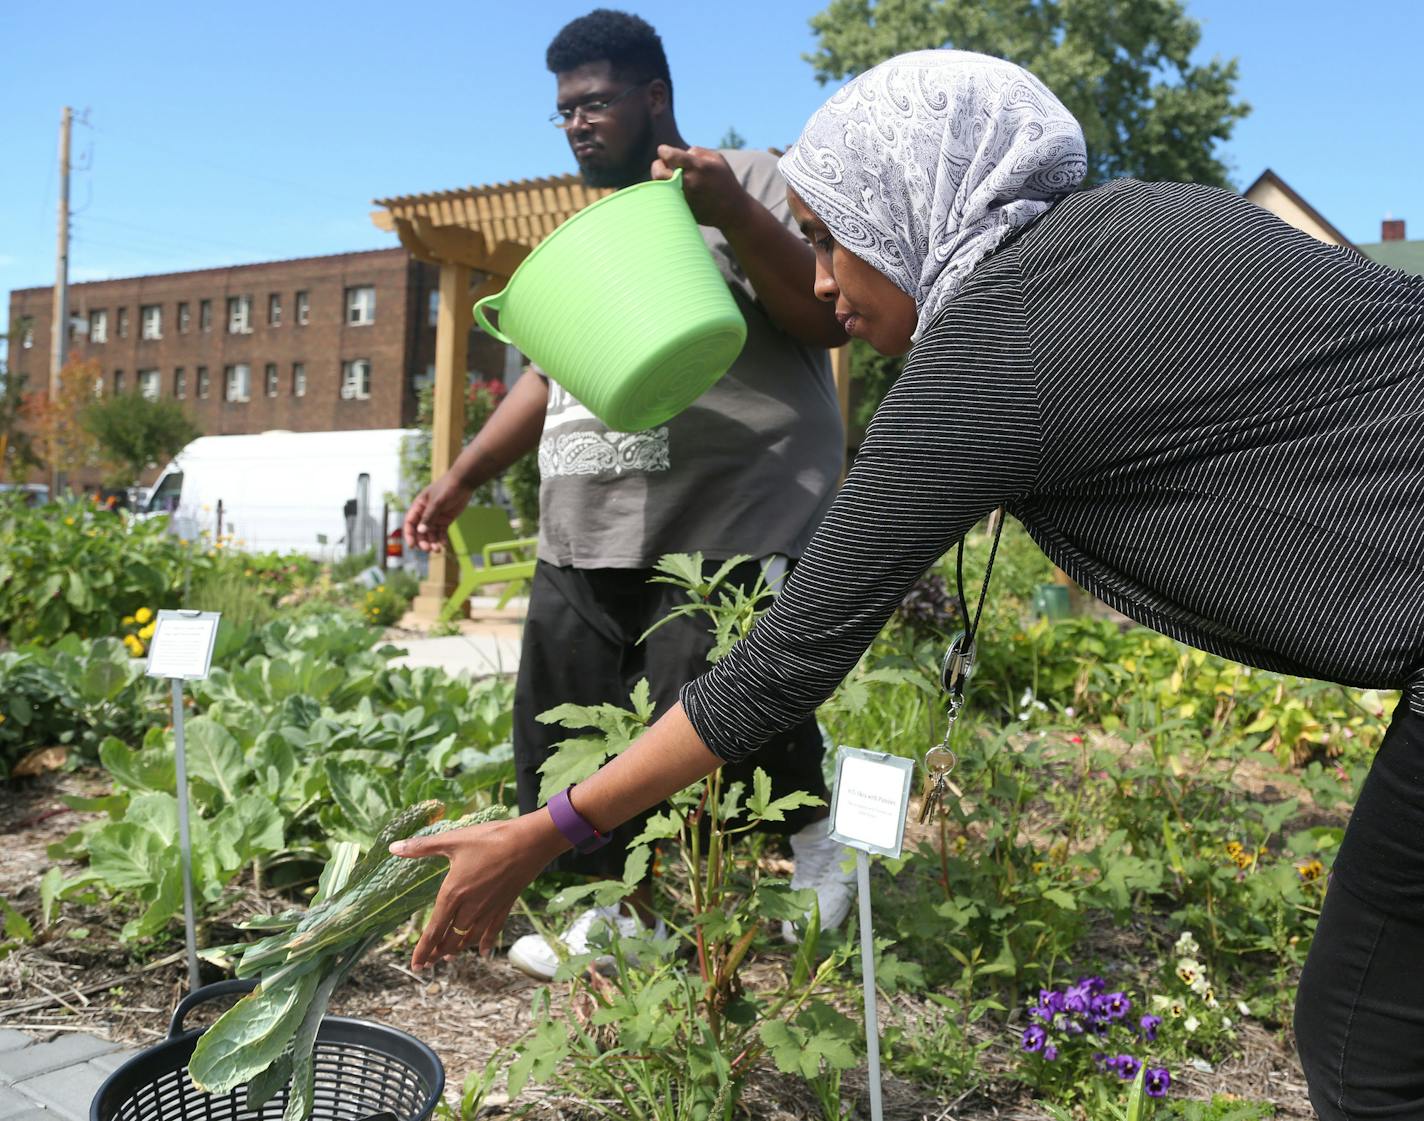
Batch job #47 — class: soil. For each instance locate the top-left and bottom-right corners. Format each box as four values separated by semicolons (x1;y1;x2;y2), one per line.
0;770;1316;1120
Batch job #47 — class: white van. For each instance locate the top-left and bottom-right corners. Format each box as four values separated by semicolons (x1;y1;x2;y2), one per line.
141;429;419;557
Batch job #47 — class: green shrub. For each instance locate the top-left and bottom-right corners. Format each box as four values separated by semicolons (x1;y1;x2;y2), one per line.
0;498;214;644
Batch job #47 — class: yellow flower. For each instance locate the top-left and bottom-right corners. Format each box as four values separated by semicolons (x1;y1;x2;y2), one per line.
139;622;156;640
122;615;137;626
0;713;6;724
134;607;153;624
64;517;75;526
1297;859;1325;883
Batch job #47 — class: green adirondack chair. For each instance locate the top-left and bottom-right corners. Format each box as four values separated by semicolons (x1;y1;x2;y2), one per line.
439;506;538;622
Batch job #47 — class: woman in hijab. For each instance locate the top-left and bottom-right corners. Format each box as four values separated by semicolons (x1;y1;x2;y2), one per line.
396;51;1423;1118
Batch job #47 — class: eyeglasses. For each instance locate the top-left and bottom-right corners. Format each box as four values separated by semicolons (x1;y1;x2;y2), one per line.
549;81;650;129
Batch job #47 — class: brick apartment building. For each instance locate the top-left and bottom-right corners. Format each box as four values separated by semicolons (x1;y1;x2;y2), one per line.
7;247;513;442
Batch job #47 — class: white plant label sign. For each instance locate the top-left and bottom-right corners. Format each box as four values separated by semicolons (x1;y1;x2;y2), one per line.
145;610;222;680
828;747;915;860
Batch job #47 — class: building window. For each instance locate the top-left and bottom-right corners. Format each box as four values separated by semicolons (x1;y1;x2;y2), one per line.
292;362;307;397
200;299;212;332
117;308;129;338
224;363;251;403
138;369;161;400
141;305;162;340
178;302;191;333
268;293;282;326
265;363;279;397
113;370;125;394
340;359;371;400
427;290;439;326
89;310;108;344
93;376;104;398
295;290;310;325
19;318;34;349
174;367;187;399
227;295;252;334
345;286;375;326
197;366;210;399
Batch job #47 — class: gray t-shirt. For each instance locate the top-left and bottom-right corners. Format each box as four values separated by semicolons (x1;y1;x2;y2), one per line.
536;148;844;569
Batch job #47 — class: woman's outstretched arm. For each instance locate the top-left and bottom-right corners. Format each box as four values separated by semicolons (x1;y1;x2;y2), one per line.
392;702;721;970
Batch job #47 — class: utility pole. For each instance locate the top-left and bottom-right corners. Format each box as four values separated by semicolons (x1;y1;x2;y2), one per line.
50;106;73;496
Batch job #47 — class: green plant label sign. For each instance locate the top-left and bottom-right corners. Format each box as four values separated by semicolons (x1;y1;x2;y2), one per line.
145;610;222;680
828;746;914;859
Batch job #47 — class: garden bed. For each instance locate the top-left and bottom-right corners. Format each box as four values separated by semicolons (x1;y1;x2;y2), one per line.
0;769;1317;1120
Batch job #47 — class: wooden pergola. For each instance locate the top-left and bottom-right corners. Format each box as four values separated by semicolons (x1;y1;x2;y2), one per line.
371;173;853;621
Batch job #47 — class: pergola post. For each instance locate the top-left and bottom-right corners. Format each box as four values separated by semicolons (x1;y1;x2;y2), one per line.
412;261;472;622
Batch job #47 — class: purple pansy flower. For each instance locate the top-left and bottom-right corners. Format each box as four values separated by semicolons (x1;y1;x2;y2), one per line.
1022;1024;1047;1052
1043;1043;1058;1062
1107;1054;1141;1079
1139;1014;1162;1042
1102;992;1130;1019
1144;1067;1171;1097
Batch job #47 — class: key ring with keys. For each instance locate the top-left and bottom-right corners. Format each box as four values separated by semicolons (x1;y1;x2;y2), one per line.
918;508;1004;824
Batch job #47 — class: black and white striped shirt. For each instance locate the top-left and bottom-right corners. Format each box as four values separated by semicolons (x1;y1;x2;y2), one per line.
682;179;1424;763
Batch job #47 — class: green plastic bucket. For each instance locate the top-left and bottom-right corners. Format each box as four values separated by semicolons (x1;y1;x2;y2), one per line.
472;170;746;432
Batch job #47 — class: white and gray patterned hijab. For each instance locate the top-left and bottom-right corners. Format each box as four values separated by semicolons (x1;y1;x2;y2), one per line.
780;50;1087;340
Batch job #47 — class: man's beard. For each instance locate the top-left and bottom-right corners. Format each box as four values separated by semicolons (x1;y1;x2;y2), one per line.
576;120;656;189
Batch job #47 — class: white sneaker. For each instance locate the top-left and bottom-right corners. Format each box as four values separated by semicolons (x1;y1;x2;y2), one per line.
781;818;857;944
507;905;665;981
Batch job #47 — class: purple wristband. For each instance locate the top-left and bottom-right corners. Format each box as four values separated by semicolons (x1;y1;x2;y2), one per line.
548;786;611;854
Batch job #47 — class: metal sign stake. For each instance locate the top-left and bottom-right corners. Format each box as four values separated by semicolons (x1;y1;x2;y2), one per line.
144;609;222;993
826;746;915;1121
856;848;884;1121
170;676;201;991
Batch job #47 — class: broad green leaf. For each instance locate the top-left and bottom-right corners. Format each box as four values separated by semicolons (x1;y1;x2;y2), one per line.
324;759;397;840
536;735;613;804
0;897;34;942
184;718;246;805
126;792;180;844
40;867;63;926
89;823;169;890
99;736;175;794
188;969;321;1094
126;863;185;940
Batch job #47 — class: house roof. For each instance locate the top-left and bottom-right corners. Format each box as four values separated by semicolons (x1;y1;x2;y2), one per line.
1358;239;1424;276
1243;169;1357;249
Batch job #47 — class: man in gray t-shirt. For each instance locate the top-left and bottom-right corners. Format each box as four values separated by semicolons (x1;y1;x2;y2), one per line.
404;9;851;978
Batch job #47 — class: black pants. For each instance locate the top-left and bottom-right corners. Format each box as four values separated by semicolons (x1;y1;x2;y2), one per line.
1296;703;1424;1118
512;559;829;879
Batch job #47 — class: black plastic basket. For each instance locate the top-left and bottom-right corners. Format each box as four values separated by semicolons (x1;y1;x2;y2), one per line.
91;980;444;1121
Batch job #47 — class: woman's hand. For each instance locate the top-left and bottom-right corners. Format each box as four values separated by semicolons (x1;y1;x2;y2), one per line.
391;812;568;970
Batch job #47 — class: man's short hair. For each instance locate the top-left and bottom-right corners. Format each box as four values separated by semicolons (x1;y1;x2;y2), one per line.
546;9;673;107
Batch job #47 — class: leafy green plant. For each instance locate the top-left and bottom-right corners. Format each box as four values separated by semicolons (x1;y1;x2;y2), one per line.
46;613;517;937
0;498;215;642
0;635;166;770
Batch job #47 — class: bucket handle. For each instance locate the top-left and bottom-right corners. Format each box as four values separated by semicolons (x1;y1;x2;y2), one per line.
472;287;512;345
168;978;257;1039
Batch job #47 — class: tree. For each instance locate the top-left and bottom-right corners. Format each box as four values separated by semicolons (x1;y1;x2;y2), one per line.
0;331;42;482
806;0;1250;188
81;391;201;487
719;126;748;150
23;356;104;483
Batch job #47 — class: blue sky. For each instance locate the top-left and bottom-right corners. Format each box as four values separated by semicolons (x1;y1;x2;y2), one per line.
3;0;1421;327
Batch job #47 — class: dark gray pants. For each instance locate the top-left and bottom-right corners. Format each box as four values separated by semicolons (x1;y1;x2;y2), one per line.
512;559;829;879
1296;705;1424;1118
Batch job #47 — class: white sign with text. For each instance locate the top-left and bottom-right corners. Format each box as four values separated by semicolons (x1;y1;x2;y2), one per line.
145;610;221;681
828;747;915;860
